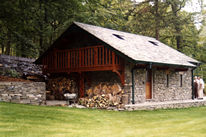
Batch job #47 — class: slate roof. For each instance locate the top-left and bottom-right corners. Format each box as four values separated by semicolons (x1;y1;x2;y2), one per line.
74;22;199;67
36;22;200;67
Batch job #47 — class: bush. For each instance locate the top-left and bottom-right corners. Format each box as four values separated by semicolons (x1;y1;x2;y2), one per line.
4;69;20;78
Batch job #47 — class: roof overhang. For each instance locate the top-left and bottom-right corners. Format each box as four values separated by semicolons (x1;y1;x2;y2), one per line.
35;22;200;69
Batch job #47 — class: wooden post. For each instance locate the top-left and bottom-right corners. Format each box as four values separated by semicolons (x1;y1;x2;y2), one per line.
102;46;104;65
79;72;85;98
112;52;115;68
94;47;98;66
68;51;70;69
54;50;57;70
105;48;108;64
79;50;82;67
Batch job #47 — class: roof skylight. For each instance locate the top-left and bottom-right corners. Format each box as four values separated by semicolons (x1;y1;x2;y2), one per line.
148;41;158;46
113;34;124;40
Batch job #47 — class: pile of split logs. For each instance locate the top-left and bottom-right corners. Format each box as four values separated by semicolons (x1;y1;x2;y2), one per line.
78;83;128;108
46;77;77;100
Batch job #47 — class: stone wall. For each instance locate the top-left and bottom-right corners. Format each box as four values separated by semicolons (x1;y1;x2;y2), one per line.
124;64;193;104
124;62;133;104
134;69;147;103
124;63;147;104
153;69;192;102
0;82;46;105
0;54;42;77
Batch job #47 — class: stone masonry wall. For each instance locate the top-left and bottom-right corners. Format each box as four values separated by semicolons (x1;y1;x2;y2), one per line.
124;62;133;104
153;69;192;102
0;82;46;105
124;62;147;104
124;63;192;104
0;54;42;77
134;69;146;103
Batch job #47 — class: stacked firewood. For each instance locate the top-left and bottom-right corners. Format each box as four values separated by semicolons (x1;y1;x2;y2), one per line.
47;77;77;100
78;83;128;109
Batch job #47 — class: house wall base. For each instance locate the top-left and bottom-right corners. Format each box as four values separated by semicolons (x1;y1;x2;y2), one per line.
125;99;206;111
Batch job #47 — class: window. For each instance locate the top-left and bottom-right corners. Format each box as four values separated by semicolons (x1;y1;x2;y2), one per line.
166;74;169;87
113;34;124;40
180;74;183;87
148;41;158;46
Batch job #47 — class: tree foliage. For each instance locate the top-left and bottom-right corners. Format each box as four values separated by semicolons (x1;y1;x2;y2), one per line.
0;0;206;79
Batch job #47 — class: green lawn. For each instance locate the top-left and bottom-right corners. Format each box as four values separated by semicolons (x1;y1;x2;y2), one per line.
0;102;206;137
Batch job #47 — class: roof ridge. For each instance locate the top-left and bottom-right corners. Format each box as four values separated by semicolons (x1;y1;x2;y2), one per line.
74;22;155;40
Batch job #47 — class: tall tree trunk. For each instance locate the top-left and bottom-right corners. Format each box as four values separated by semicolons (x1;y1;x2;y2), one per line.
39;32;43;55
5;43;11;55
155;0;159;40
39;0;44;55
21;43;27;57
175;26;182;50
1;44;5;54
171;1;182;51
5;33;11;55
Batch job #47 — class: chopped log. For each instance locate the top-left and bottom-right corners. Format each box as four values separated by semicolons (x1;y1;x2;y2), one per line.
47;77;77;100
79;82;126;109
111;84;121;95
122;94;129;105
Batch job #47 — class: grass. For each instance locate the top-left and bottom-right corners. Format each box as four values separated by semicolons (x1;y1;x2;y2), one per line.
0;102;206;137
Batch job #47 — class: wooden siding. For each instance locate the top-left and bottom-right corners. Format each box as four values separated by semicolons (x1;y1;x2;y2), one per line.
42;45;125;97
42;45;124;74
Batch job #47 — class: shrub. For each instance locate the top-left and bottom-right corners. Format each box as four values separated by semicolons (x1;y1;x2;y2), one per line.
4;69;20;78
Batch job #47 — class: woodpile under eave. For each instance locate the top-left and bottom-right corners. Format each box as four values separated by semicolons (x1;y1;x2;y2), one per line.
79;83;128;109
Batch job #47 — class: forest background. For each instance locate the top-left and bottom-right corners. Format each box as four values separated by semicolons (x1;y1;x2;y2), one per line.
0;0;206;80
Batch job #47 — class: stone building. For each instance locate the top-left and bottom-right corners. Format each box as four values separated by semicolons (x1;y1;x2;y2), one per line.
35;22;200;104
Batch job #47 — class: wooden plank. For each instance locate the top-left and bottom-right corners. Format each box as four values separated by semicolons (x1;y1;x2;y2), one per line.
57;52;59;69
105;48;108;64
79;49;82;67
102;46;104;65
98;47;100;65
94;47;98;66
72;51;75;68
70;51;73;68
58;52;60;68
91;48;93;66
108;50;111;64
89;48;91;66
112;52;115;67
64;51;66;68
62;52;64;68
68;51;70;69
66;51;68;68
74;50;77;67
82;50;84;67
60;52;63;68
85;49;87;66
87;49;91;66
